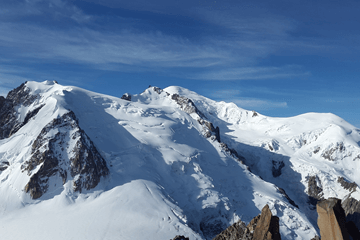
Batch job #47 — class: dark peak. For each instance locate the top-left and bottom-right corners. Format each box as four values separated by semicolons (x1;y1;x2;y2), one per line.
6;82;37;107
0;82;41;139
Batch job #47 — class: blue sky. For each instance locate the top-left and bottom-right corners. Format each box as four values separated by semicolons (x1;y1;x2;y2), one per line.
1;0;359;127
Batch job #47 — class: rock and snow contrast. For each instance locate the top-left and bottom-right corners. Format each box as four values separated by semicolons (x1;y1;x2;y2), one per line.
0;81;359;239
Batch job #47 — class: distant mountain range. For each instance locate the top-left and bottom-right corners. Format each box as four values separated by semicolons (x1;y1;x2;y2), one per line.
0;81;359;240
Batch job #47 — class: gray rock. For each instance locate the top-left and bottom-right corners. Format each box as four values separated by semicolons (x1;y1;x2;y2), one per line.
342;196;360;231
212;219;248;240
0;82;41;139
308;176;324;207
321;142;346;161
120;93;131;101
22;111;109;199
337;176;357;192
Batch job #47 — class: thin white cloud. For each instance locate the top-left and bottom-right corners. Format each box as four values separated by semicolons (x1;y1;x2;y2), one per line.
0;23;232;68
0;0;326;81
232;98;288;110
191;66;310;80
206;88;287;110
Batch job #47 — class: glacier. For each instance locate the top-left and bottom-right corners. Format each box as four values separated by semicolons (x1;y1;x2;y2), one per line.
0;80;359;239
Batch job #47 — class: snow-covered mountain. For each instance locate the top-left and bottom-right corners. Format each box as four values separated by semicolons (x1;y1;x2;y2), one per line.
0;81;359;240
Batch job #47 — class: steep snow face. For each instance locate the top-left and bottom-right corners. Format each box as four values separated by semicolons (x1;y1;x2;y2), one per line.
2;81;358;239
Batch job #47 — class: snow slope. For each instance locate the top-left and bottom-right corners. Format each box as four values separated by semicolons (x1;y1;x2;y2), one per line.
1;81;359;239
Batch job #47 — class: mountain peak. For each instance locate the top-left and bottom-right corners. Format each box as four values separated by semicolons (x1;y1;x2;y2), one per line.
0;81;360;240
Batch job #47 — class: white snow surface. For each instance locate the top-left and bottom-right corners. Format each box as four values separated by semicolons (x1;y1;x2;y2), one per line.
0;82;359;239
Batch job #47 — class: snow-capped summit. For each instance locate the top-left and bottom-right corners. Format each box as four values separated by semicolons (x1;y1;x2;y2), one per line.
0;81;359;240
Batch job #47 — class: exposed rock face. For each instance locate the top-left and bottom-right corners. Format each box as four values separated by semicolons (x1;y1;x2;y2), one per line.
212;220;248;240
271;160;285;178
213;205;281;240
337;177;357;192
342;196;360;230
308;175;324;207
22;111;109;199
120;93;131;101
321;142;346;161
0;160;9;171
171;93;204;117
171;236;189;240
316;198;350;240
0;82;39;139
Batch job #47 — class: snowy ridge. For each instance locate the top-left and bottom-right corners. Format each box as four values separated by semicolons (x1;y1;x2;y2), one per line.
0;81;359;239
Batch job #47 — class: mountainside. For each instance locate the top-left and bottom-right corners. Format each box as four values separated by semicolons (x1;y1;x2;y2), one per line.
0;81;359;240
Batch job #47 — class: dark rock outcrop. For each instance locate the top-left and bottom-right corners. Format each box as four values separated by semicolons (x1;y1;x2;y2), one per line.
0;161;9;171
0;82;39;139
321;142;346;161
308;175;324;207
22;111;109;199
338;177;357;192
342;196;360;231
171;236;189;240
213;205;281;240
120;93;131;101
271;160;285;178
212;220;248;240
171;93;204;117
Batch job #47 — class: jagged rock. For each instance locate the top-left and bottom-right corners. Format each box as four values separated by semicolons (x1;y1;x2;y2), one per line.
152;86;164;94
213;205;281;240
316;198;350;240
0;160;9;171
22;111;109;199
244;215;260;239
310;236;320;240
172;93;203;116
342;196;360;230
313;147;320;154
308;175;324;207
252;111;258;117
120;93;131;101
171;235;189;240
0;83;39;139
197;119;221;142
337;177;357;192
212;220;247;240
321;142;346;161
219;142;246;163
271;160;285;178
253;204;281;240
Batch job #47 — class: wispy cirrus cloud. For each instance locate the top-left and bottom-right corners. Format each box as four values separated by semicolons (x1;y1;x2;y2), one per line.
207;88;288;110
191;66;310;80
0;0;314;80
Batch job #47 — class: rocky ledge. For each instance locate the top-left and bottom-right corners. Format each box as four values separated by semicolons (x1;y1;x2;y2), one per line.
212;204;281;240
